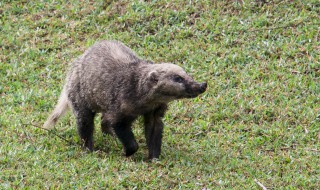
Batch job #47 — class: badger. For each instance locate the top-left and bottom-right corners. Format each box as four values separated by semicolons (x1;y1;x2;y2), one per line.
44;40;207;159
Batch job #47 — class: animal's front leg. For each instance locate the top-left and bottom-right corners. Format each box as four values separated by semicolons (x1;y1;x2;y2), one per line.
112;117;139;157
144;104;167;159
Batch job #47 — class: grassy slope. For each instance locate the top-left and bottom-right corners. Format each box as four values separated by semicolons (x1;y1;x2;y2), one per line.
1;0;319;189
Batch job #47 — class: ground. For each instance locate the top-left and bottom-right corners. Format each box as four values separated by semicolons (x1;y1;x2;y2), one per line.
0;0;319;189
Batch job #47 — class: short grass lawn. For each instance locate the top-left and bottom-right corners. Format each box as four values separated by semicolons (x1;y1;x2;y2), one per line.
1;0;319;189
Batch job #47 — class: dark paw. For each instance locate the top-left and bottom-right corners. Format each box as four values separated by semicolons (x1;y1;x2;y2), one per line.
83;144;94;152
101;124;115;136
101;127;115;136
82;139;94;152
148;154;160;160
125;142;139;157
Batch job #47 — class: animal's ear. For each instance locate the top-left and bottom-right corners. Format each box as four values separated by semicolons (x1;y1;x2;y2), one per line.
147;71;159;84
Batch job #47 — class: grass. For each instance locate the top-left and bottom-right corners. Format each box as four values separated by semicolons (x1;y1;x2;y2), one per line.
1;0;319;189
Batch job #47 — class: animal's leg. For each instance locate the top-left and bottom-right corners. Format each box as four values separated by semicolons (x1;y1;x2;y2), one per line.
113;117;138;157
101;113;115;136
144;104;167;159
74;108;96;151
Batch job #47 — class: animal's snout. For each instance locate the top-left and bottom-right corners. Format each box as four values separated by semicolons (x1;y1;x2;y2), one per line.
185;81;207;98
199;82;207;93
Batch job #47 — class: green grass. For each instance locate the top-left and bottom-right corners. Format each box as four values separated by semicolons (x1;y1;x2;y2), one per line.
1;0;319;189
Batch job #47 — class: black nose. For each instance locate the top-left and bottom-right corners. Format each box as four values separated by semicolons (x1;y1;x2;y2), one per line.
199;82;207;93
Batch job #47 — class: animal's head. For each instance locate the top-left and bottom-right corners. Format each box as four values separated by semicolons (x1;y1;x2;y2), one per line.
147;63;207;102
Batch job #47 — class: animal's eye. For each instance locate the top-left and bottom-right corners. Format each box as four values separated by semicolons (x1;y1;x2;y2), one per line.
173;75;184;83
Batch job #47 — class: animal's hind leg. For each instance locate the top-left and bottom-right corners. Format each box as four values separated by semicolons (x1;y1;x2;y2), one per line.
101;113;115;136
112;117;138;157
75;108;96;151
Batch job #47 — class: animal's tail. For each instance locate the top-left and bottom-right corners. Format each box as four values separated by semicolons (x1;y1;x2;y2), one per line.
43;85;70;129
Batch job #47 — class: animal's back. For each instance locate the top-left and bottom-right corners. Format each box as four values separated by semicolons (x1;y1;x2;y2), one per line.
95;40;140;65
66;41;141;112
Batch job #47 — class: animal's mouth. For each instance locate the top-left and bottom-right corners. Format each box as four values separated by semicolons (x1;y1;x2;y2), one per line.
185;93;200;98
184;82;207;98
160;82;207;99
162;93;196;100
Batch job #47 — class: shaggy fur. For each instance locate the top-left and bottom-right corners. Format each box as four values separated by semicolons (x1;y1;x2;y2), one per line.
44;40;207;159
